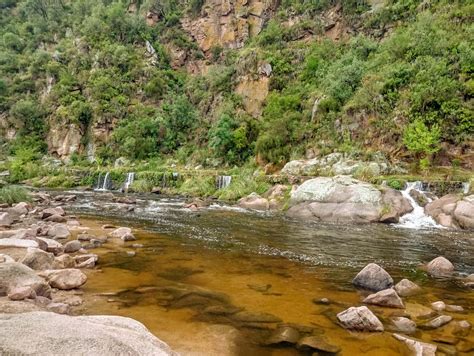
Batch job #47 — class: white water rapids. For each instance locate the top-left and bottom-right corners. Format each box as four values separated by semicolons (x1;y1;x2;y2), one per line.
395;182;441;229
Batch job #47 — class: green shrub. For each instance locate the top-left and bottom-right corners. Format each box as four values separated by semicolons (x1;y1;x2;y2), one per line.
217;174;270;201
0;185;31;205
403;119;441;157
130;179;154;193
386;179;405;190
179;175;216;197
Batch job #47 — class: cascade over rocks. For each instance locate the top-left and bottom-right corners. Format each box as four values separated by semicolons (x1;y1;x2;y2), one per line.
352;263;394;291
0;311;176;355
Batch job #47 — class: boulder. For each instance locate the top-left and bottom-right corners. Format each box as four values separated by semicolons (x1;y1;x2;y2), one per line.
352;263;394;291
363;288;404;308
41;207;65;219
45;214;67;223
64;240;82;253
379;188;413;223
394;279;422;297
8;202;29;216
238;192;269;211
0;262;51;297
337;306;383;332
8;286;36;301
0;238;39;260
296;335;341;353
108;227;135;241
393;334;436;356
0;212;13;226
40;269;87;290
420;315;453;330
53;254;76;269
426;256;454;277
0;311;176;355
0;254;15;263
46;302;71;314
430;301;446;312
453;195;474;229
19;247;55;270
47;224;71;239
287;176;384;224
36;237;64;255
264;326;300;345
390;317;416;334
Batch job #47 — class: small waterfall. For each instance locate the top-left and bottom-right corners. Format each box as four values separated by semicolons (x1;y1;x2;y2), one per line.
123;172;135;191
463;182;471;195
216;175;232;190
95;172;111;191
396;182;440;229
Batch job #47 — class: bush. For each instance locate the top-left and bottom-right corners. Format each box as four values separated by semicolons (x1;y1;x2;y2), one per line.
0;185;31;205
403;119;441;157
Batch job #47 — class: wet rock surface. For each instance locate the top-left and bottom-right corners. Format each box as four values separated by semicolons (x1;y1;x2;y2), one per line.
336;306;384;332
352;263;394;291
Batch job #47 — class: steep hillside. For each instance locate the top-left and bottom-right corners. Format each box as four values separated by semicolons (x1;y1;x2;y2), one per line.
0;0;473;173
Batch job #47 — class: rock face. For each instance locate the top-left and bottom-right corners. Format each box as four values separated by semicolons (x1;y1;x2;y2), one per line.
281;153;390;176
180;0;277;53
40;269;87;290
46;121;82;159
287;176;384;224
425;194;474;229
238;192;269;211
337;306;384;332
426;256;454;277
352;263;394;291
363;288;404;308
0;262;51;297
0;311;176;355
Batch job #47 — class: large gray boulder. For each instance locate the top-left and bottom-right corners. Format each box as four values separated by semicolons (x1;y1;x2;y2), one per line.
426;256;454;277
363;288;404;308
0;238;38;260
453;195;474;229
352;263;394;291
286;176;384;224
0;262;51;297
379;188;413;223
0;311;176;355
47;224;71;239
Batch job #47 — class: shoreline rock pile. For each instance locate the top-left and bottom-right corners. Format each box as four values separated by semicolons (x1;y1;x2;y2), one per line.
0;193;175;355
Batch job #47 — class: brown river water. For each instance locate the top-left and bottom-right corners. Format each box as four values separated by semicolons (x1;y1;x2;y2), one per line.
58;191;473;355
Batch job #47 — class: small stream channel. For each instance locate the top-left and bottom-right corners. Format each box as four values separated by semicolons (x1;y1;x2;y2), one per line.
53;190;473;355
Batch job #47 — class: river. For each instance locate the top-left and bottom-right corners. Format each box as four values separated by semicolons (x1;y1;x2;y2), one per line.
57;190;473;355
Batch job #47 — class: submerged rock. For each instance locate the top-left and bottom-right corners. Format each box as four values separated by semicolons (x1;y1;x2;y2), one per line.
394;279;421;297
431;301;446;312
264;326;300;345
336;306;384;332
419;315;453;330
390;317;416;334
426;256;454;277
352;263;394;291
363;288;404;308
296;335;341;354
108;227;135;241
0;311;176;355
393;333;436;356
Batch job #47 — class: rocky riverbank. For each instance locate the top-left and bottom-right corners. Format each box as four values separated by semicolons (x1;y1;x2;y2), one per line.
234;175;474;229
0;193;176;355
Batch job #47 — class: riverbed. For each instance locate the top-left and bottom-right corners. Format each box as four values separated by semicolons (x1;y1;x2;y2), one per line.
61;191;473;355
